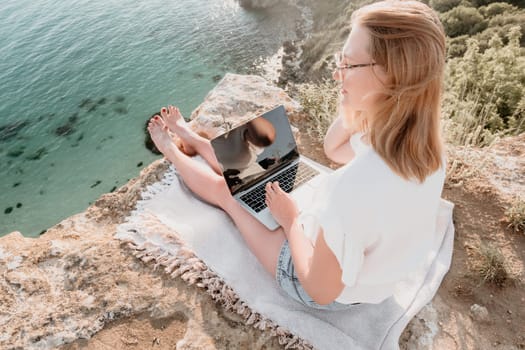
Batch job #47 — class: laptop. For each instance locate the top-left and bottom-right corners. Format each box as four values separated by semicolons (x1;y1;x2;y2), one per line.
210;105;332;230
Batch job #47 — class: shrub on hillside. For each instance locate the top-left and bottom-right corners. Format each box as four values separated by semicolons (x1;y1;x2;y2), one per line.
443;26;525;145
429;0;463;12
487;11;525;46
479;1;516;16
295;80;339;142
440;5;488;37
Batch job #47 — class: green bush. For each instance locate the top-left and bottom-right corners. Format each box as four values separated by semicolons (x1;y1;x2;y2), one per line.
443;26;525;145
440;6;488;37
479;2;516;16
488;11;525;46
447;35;470;58
430;0;463;12
295;80;339;142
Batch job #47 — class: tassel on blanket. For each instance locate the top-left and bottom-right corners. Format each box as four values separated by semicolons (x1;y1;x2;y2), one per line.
116;193;316;350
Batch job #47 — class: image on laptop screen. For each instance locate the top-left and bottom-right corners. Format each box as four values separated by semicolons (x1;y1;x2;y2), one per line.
210;105;299;194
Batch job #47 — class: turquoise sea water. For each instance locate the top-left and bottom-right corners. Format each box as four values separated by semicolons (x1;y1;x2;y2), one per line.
0;0;304;237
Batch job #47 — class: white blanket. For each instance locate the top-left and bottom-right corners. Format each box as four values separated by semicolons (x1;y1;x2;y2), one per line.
116;160;455;350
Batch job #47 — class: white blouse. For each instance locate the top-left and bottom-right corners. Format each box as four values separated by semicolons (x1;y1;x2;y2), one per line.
297;132;446;304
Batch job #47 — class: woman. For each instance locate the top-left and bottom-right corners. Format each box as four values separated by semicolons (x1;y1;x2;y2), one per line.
148;0;447;310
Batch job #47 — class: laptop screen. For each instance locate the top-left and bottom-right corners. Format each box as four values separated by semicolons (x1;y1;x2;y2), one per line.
210;105;299;195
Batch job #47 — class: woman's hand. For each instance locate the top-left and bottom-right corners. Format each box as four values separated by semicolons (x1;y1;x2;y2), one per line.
264;181;299;233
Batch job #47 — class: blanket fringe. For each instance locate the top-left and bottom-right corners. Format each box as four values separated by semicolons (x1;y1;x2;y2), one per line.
118;216;313;349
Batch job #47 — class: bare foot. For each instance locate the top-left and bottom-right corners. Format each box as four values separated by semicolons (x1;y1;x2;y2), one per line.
160;105;199;155
147;116;176;157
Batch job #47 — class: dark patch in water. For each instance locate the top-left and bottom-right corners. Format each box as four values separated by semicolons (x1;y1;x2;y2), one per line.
76;133;84;142
13;182;21;187
39;189;45;195
114;106;128;114
39;230;47;235
87;104;97;113
4;207;13;214
110;186;117;192
212;74;223;82
0;120;29;142
16;203;22;208
26;147;47;160
55;113;80;137
71;143;79;147
100;135;114;143
90;180;101;188
115;96;125;103
7;146;25;158
193;72;204;79
50;163;55;167
79;98;93;108
97;97;107;105
55;124;75;136
137;161;143;167
101;112;107;117
37;113;55;122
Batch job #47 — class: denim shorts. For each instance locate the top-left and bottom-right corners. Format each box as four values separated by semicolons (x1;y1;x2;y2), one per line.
275;240;358;311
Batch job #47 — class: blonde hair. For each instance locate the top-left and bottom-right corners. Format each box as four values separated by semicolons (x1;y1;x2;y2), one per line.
352;0;446;183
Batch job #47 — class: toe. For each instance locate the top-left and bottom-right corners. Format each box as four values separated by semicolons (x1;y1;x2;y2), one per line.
160;107;168;119
168;105;176;119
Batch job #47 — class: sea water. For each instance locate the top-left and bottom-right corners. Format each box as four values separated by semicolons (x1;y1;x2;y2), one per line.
0;0;304;237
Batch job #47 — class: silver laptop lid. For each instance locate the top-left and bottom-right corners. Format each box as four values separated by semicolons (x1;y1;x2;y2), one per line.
210;105;299;195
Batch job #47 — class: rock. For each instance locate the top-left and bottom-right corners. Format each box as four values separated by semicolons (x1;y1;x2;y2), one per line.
238;0;281;9
470;304;490;323
188;73;301;139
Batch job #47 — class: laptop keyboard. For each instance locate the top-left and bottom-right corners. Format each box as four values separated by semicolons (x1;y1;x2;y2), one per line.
239;162;320;213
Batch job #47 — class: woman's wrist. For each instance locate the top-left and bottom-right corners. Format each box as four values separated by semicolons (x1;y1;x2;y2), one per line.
282;216;300;239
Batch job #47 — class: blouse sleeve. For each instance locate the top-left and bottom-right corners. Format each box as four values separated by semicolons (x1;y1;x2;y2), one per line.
296;171;366;288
